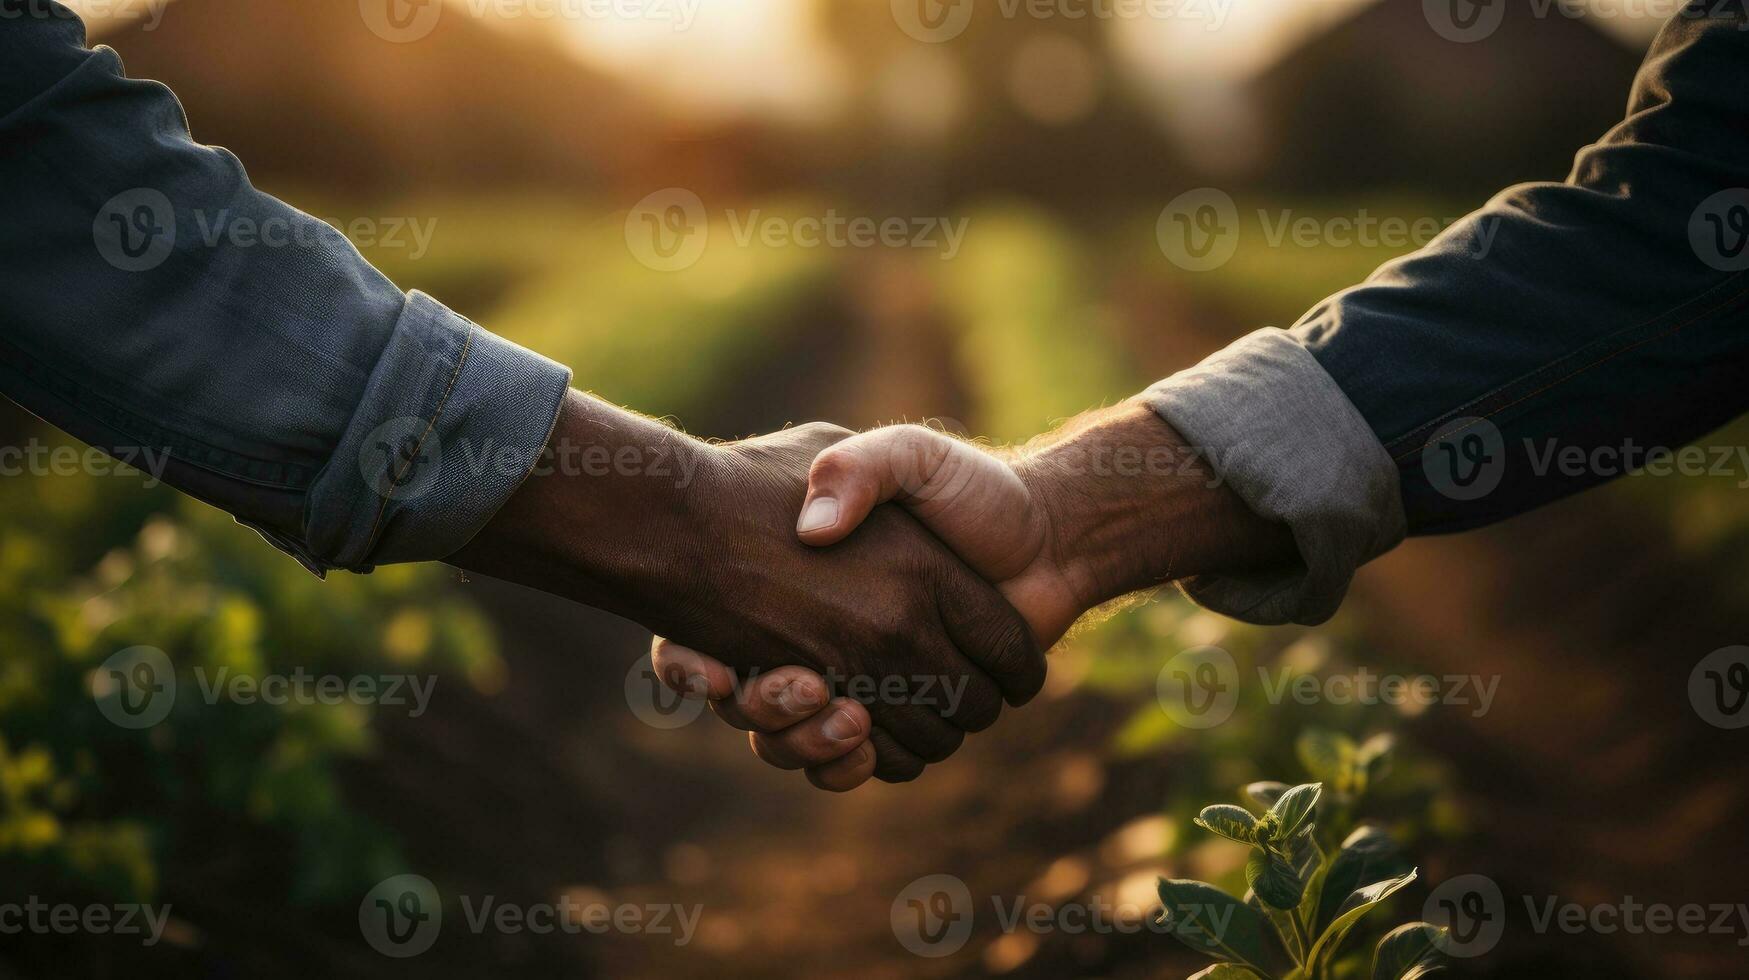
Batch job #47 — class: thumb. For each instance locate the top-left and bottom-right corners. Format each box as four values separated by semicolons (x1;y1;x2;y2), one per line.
796;424;1041;582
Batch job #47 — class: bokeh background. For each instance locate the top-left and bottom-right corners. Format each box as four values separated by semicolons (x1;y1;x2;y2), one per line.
4;0;1747;976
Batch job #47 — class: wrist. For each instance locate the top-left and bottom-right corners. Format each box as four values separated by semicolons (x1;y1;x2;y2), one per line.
449;389;715;629
1015;401;1297;610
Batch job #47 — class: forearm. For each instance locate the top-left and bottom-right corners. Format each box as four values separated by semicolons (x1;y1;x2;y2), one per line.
447;389;711;632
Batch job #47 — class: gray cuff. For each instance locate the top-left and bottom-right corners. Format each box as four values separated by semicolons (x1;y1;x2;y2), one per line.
301;291;572;572
1142;328;1405;625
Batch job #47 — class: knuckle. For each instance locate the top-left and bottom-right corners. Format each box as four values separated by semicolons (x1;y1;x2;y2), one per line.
792;421;854;449
915;727;964;764
750;732;800;770
807;446;858;483
876;756;925;783
952;691;1001;733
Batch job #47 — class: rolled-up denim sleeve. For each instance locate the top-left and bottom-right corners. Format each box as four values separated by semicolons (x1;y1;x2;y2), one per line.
0;6;571;573
1145;5;1749;625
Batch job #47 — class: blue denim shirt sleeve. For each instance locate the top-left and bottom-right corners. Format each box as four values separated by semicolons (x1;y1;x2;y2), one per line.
0;5;572;573
1147;5;1749;624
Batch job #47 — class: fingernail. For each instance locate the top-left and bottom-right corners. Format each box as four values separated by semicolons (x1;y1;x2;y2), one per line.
683;673;710;699
778;679;824;714
822;707;864;742
797;496;839;534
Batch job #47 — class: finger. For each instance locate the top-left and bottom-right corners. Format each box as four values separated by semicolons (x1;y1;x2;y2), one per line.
904;629;1003;734
795;426;935;546
650;636;736;701
798;426;1042;582
867;727;927;783
749;698;870;769
935;568;1048;707
866;699;965;764
730;665;835;733
806;741;878;792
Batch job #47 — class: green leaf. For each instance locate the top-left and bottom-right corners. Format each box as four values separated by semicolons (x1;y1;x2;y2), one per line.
1256;900;1306;965
1190;965;1266;980
1245;781;1291;810
1269;782;1323;839
1196;804;1261;844
1307;869;1420;971
1356;733;1396;795
1296;729;1355;786
1315;825;1408;933
1247;848;1306;911
1372;922;1449;980
1157;878;1294;977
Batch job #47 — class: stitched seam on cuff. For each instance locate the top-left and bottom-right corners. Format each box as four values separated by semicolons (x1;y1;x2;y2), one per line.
357;324;474;561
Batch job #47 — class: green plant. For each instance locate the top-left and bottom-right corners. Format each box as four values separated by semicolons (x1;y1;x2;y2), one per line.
1156;732;1452;980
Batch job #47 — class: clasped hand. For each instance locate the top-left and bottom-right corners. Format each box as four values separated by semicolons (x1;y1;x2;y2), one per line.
646;403;1289;791
456;392;1290;792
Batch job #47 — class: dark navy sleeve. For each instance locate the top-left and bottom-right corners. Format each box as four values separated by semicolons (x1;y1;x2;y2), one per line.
1295;3;1749;534
0;3;572;572
1147;4;1749;625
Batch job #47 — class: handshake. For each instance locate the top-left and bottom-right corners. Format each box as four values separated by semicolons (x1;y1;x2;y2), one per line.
453;390;1296;792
